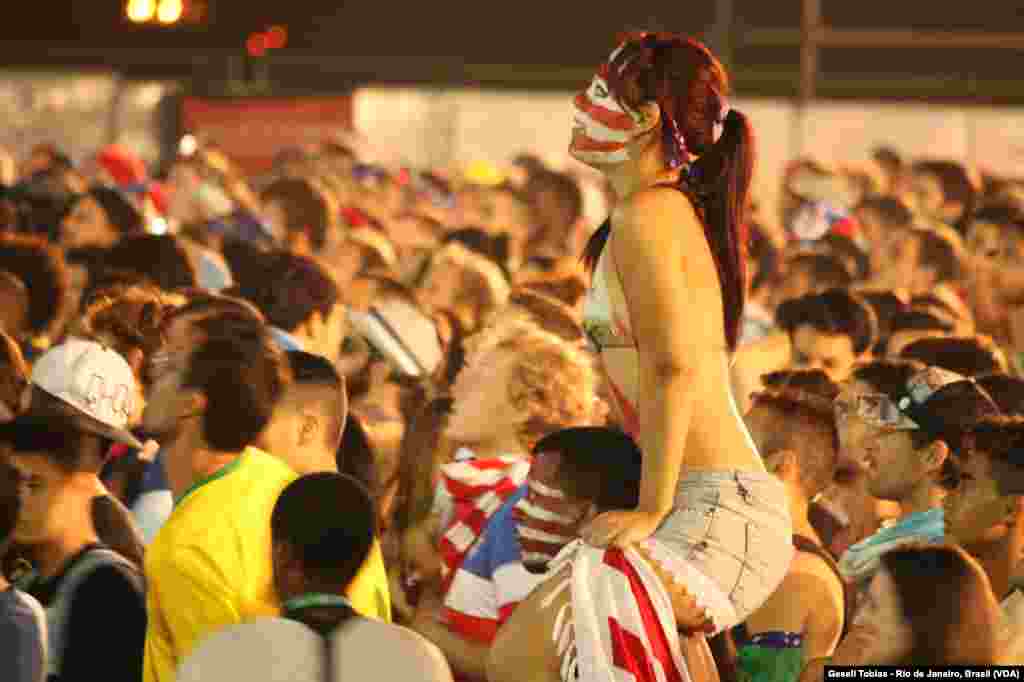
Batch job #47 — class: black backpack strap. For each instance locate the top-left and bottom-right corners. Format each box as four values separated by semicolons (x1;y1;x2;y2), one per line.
284;598;359;682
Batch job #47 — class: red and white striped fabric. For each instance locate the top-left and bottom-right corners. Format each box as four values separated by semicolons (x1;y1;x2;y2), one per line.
556;539;693;682
437;455;531;596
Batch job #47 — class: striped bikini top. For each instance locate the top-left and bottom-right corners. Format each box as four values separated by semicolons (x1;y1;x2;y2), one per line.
582;231;636;352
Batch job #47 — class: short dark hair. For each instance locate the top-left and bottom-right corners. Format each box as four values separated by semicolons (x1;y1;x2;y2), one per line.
817;233;870;281
286;350;347;451
163;291;264;330
748;388;839;497
976;375;1024;416
855;196;914;228
335;414;378;508
0;233;69;336
81;186;145;237
104;235;197;292
899;336;1005;377
890;310;956;336
909;294;962;325
785;253;852;291
271;472;376;592
760;368;840;400
881;544;1000;664
776;288;877;355
183;316;289;452
221;237;273;292
243;252;339;333
533;427;642;513
0;423;105;474
958;417;1024;496
859;291;907;355
972;205;1022;230
260;177;330;252
0;457;20;551
912;160;977;234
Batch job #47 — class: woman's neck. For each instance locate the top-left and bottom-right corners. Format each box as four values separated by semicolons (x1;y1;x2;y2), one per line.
604;146;681;201
898;483;943;518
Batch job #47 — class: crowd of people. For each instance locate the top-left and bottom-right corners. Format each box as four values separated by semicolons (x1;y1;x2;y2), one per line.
2;29;1024;682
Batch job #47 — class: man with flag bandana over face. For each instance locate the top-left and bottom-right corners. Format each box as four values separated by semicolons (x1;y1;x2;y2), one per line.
489;427;719;682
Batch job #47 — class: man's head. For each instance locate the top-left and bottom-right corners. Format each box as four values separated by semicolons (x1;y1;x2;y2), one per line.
0;456;20;557
0;233;69;340
944;417;1024;549
899;336;1007;378
774;253;852;304
907;160;976;234
259;351;347;475
514;427;642;572
886;310;955;357
143;314;289;454
838;366;1000;504
271;472;376;601
745;389;839;502
0;424;107;548
154;292;264;370
260;177;332;255
244;252;345;361
776;288;877;381
903;229;964;291
854;196;913;268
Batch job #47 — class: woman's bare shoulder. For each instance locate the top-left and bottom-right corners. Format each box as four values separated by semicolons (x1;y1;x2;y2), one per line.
612;185;702;241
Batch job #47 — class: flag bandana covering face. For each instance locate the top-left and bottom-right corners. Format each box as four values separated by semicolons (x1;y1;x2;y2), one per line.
437;454;532;596
570;45;642;165
513;477;584;567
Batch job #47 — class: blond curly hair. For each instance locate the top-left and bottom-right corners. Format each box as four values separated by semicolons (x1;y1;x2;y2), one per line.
492;324;599;448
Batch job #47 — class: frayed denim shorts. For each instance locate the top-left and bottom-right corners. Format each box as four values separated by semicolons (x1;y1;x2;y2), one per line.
647;469;794;633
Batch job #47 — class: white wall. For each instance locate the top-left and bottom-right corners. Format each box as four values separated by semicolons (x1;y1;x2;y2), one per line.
0;71;173;164
355;86;1024;223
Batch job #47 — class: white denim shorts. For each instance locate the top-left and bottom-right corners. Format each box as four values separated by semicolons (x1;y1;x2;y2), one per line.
648;469;794;633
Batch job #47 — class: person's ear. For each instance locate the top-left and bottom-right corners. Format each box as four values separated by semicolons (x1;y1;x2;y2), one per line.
634;101;662;137
769;449;800;481
924;440;950;473
178;388;207;419
299;311;325;342
126;348;145;376
297;414;319;448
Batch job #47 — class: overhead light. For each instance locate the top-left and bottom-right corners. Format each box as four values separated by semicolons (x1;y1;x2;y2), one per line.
125;0;156;23
156;0;184;24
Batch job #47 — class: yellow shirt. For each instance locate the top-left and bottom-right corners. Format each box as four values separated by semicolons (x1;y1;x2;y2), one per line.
142;448;391;682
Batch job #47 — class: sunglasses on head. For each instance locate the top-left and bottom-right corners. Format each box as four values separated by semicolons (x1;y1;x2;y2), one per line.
834;393;918;431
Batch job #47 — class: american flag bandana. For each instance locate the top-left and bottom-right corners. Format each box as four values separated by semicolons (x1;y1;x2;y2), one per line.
551;539;694;682
571;45;640;165
438;455;532;596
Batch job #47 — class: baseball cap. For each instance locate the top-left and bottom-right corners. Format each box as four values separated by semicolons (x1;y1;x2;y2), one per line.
347;300;442;378
0;338;143;449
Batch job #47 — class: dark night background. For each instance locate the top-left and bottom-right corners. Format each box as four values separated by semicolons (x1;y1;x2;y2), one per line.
5;1;1024;102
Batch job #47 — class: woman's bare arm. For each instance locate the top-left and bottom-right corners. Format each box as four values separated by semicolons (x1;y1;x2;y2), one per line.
611;187;721;515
